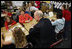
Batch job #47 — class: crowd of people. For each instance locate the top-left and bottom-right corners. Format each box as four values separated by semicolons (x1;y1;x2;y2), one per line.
1;1;71;48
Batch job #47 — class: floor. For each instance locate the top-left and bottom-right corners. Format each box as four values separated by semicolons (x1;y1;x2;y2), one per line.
55;27;71;48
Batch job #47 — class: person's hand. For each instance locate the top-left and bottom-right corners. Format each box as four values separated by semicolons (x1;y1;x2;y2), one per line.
25;20;30;23
30;24;35;28
8;25;11;27
1;38;4;45
1;32;3;35
51;19;55;22
35;3;37;6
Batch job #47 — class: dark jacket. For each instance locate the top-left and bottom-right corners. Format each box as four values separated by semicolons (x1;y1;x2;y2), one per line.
26;18;56;48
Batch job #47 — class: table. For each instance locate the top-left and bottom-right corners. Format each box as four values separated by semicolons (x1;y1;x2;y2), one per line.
44;15;57;21
1;23;29;36
23;19;38;31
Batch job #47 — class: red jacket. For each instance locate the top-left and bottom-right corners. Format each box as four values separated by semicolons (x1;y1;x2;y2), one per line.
62;9;71;21
3;11;12;17
35;1;40;8
19;13;33;23
5;20;16;30
7;12;12;17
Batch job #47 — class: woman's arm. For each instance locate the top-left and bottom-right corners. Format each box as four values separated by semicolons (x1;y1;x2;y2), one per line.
11;20;16;26
27;14;33;21
5;21;9;30
19;15;25;23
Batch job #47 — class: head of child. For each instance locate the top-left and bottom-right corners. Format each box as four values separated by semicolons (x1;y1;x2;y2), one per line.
13;27;27;48
29;2;32;7
20;10;25;15
56;12;63;19
5;16;11;22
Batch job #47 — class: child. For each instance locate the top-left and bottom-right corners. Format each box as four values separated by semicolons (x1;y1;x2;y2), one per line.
5;16;16;30
19;10;33;24
51;12;65;34
12;27;27;48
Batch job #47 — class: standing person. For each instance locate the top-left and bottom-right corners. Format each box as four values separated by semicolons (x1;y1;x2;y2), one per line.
61;5;71;40
26;10;56;48
12;8;21;22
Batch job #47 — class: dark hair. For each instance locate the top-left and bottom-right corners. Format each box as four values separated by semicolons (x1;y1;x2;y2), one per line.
56;12;63;19
5;16;11;21
62;5;66;9
31;10;35;18
62;5;69;10
20;10;25;13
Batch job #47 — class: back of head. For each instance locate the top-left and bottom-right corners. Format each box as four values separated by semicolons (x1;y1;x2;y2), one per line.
34;10;44;21
62;5;69;10
5;16;12;22
13;27;27;48
20;10;25;15
56;12;63;19
36;10;43;18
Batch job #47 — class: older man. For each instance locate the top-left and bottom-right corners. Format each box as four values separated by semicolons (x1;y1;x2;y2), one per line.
26;10;56;48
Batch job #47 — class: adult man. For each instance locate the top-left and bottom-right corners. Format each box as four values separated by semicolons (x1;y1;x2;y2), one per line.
26;10;56;48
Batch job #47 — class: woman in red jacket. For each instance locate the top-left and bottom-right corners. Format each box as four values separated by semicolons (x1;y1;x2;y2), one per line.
5;16;17;30
61;5;71;40
19;10;33;24
62;5;71;21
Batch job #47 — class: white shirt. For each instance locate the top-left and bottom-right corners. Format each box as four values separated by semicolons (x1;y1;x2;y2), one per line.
51;18;65;33
4;32;15;44
26;6;38;11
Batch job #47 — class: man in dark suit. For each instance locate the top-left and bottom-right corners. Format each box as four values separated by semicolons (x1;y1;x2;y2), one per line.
26;10;56;48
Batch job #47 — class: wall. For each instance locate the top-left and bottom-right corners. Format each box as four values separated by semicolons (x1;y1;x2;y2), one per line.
12;1;24;7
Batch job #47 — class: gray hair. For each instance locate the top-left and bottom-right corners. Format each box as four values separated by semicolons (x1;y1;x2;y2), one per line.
36;10;43;17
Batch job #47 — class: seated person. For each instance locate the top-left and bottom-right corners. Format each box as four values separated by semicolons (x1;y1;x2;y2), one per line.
19;10;33;24
26;3;39;12
1;27;27;48
26;10;56;48
1;32;15;48
26;2;39;16
3;10;12;17
61;5;71;39
51;12;65;34
12;27;27;48
5;16;16;30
